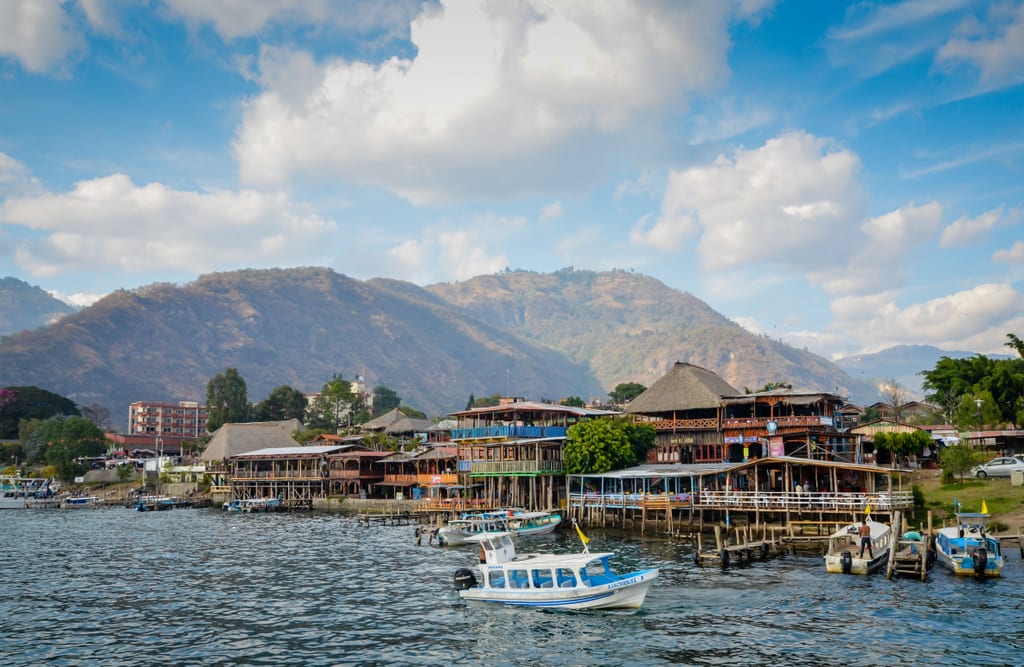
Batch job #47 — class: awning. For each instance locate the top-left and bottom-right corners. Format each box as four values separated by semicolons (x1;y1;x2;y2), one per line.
374;480;418;487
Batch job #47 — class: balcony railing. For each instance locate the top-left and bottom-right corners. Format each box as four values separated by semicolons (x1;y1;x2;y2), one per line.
469;460;563;474
451;425;568;441
569;489;913;511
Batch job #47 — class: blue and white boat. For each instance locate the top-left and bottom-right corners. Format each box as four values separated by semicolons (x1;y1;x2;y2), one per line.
935;511;1003;577
438;509;561;546
222;496;283;513
453;525;658;610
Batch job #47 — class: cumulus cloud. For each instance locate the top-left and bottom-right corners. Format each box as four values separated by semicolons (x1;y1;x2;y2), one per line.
0;152;43;198
540;201;562;221
0;1;85;75
816;201;943;295
994;240;1024;264
937;2;1024;87
0;173;336;277
646;131;864;270
163;0;421;41
234;0;760;204
386;226;508;284
831;284;1024;354
940;205;1022;247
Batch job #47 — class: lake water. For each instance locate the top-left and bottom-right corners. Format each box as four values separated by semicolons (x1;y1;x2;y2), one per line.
2;508;1022;666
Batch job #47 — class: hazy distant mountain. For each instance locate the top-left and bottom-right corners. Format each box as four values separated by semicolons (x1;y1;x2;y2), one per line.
834;344;1012;401
0;277;76;336
0;267;880;429
0;268;603;424
427;268;879;403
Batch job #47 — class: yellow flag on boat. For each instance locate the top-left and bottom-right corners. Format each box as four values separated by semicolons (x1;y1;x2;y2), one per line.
574;521;590;545
864;504;871;515
982;500;988;514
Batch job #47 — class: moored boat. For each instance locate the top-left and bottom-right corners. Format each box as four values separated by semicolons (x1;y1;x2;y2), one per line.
223;496;283;513
438;509;562;546
453;524;657;610
935;511;1003;577
60;495;101;509
0;476;60;509
824;518;892;575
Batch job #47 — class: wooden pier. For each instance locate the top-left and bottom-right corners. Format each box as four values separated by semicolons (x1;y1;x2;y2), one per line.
356;510;428;527
694;523;783;567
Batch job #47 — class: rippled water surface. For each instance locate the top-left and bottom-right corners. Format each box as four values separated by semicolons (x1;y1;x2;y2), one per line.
2;508;1022;666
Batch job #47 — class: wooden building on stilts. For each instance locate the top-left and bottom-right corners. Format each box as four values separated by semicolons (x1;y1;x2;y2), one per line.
448;400;619;511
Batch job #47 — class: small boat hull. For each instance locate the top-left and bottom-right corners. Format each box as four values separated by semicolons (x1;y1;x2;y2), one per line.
824;520;892;575
935;513;1003;577
459;570;657;610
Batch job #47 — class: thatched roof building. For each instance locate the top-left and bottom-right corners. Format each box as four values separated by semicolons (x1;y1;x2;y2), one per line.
200;420;302;462
624;362;739;414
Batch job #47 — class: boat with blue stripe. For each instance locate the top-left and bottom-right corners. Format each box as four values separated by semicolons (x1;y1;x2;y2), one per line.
453;524;657;610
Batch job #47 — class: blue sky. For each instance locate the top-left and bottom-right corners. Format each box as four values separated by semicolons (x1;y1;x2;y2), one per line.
1;0;1022;362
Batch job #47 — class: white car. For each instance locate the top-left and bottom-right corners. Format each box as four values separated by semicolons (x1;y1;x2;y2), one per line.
971;456;1024;478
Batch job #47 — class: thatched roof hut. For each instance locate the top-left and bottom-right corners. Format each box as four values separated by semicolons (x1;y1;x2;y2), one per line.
200;420;302;462
624;362;739;415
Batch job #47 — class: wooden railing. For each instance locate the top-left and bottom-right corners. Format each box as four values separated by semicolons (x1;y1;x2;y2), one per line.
451;425;568;440
569;489;913;512
469;460;563;474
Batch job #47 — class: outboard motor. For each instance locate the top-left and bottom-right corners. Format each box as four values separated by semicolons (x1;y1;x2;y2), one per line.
973;548;988;577
840;550;853;574
453;568;477;590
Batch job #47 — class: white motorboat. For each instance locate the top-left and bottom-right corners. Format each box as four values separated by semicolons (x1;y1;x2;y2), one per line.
438;509;561;546
453;525;657;610
824;518;891;575
0;476;59;509
935;511;1003;577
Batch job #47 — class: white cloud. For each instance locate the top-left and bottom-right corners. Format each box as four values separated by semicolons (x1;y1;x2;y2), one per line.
826;0;969;77
830;284;1024;354
994;240;1024;264
0;0;84;75
48;290;103;308
818;201;943;295
0;173;336;277
540;201;562;221
937;2;1024;87
163;0;421;41
233;0;752;204
648;131;864;272
0;152;43;198
629;212;695;251
940;205;1022;247
386;227;508;284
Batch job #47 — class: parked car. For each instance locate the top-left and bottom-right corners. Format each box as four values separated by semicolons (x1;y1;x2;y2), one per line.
971;456;1024;478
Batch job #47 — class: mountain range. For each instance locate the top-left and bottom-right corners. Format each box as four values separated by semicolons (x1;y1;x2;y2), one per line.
0;266;957;429
0;277;77;336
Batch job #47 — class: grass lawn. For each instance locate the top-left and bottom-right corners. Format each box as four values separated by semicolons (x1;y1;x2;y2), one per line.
909;470;1024;533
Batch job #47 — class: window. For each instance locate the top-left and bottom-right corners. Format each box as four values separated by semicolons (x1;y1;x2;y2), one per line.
487;571;505;588
556;568;577;587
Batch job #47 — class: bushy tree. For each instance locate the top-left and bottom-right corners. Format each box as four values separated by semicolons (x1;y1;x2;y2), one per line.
206;368;249;432
372;385;401;415
564;418;650;474
873;430;933;467
609;382;646;404
939;443;979;482
254;385;308;422
560;396;585;407
19;416;105;481
0;386;80;439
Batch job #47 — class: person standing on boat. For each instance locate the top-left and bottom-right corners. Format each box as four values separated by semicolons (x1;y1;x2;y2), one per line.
858;519;873;559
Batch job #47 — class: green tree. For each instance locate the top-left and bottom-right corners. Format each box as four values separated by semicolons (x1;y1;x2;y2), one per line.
609;382;646;404
253;385;308;422
206;367;249;432
939;443;979;482
19;416;105;481
373;385;401;416
560;396;585;408
622;421;657;464
565;418;634;475
0;386;80;439
953;391;1001;430
361;431;401;451
873;430;932;468
465;393;476;410
1007;333;1024;358
472;394;502;408
306;375;354;431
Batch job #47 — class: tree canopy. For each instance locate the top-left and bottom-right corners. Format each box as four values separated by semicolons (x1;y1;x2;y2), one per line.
609;382;646;404
563;418;655;474
0;386;80;439
372;385;401;416
19;416;105;481
253;385;307;423
920;334;1024;429
205;367;249;432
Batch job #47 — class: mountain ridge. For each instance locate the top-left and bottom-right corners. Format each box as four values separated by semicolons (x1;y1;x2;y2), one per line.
2;267;882;428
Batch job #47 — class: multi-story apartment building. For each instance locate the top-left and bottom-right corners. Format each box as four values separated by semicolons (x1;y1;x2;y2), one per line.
128;400;209;438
